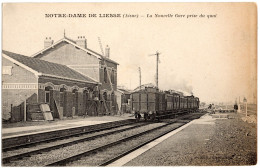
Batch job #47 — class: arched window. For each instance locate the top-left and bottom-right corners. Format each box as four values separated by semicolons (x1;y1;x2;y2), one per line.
89;90;93;100
104;67;107;83
111;92;115;105
72;89;77;94
45;86;52;103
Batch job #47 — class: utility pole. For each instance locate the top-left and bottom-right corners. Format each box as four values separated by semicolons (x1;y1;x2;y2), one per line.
156;52;159;88
139;67;141;90
149;51;161;88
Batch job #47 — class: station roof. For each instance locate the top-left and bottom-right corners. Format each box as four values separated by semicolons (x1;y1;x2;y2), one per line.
3;50;99;84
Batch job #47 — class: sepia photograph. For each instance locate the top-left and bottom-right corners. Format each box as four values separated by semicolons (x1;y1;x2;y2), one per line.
1;2;257;166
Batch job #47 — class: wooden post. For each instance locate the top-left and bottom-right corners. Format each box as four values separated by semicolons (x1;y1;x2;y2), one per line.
245;102;248;117
139;67;141;90
238;103;241;113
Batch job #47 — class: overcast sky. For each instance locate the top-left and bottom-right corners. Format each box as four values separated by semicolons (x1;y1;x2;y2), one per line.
2;3;257;104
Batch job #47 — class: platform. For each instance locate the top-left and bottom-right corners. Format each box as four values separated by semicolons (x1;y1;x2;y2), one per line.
2;114;134;139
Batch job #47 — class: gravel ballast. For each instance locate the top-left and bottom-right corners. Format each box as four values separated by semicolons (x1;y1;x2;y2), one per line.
67;122;186;166
4;123;165;166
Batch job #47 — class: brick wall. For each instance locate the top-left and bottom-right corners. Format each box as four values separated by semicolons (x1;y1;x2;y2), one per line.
2;89;37;122
36;42;100;81
99;59;117;91
2;57;38;121
38;76;93;88
38;76;98;118
35;42;118;92
35;41;119;115
2;57;38;83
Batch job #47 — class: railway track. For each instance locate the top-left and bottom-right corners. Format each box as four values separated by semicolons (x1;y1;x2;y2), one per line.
52;113;203;167
2;113;204;167
2;119;135;152
2;122;149;164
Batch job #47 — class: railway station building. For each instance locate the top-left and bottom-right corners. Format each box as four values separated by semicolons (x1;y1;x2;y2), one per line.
2;35;119;122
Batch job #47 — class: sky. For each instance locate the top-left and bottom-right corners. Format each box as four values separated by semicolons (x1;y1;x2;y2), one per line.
2;3;257;104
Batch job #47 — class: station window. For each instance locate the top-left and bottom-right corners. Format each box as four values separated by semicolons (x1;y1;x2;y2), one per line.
104;67;107;83
45;92;50;103
84;90;89;100
45;87;52;103
3;66;13;75
89;91;93;100
111;69;115;84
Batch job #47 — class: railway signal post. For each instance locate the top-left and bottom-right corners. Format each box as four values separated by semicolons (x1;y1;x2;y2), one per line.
139;67;141;90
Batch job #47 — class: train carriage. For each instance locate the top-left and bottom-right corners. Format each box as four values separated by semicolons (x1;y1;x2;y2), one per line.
165;92;174;111
183;96;188;110
131;86;199;121
173;93;180;110
195;97;200;111
180;96;183;109
131;87;158;120
187;95;195;112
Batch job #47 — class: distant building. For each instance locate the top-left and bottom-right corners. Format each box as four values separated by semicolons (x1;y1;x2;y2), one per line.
115;88;131;114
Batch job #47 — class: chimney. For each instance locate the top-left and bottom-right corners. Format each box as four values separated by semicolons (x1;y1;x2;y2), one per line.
76;36;87;49
44;37;54;48
105;45;110;58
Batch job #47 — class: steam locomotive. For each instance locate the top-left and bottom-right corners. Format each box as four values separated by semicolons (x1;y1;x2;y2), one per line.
131;87;200;121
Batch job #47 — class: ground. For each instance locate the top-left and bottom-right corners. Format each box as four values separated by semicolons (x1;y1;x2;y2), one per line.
125;112;257;166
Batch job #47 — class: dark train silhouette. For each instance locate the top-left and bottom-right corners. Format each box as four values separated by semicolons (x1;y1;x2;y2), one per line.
131;87;200;121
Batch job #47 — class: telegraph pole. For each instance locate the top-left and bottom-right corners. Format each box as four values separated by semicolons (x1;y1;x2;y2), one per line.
139;67;141;90
156;52;159;88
